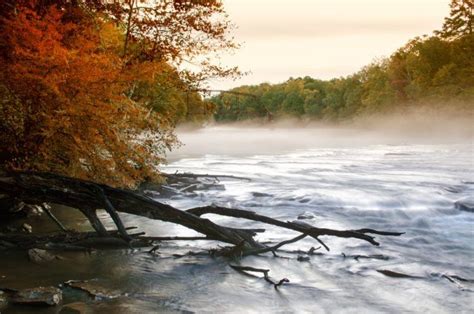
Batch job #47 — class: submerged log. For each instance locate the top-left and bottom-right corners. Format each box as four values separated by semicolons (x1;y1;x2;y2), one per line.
0;171;403;256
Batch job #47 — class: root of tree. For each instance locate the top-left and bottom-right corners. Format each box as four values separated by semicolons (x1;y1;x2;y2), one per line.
0;171;404;258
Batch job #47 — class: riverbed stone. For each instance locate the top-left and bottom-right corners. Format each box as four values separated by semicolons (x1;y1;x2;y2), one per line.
252;191;273;197
297;255;310;262
297;212;316;220
10;286;62;306
22;223;33;233
28;248;58;264
24;204;44;217
64;280;123;300
0;291;7;307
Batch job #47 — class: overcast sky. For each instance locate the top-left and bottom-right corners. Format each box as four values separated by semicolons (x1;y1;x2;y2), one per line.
208;0;449;90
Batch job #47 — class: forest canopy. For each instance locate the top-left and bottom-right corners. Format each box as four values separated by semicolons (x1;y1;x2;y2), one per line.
0;0;239;187
211;0;473;122
0;0;471;187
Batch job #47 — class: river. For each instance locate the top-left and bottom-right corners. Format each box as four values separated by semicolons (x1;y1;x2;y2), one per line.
1;125;473;313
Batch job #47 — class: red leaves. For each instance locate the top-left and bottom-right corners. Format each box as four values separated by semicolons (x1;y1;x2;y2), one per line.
1;0;238;187
0;1;170;187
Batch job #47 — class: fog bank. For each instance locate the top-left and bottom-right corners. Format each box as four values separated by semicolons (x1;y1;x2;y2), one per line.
169;112;473;160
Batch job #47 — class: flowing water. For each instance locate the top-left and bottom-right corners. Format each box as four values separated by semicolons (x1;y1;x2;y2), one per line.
1;126;473;313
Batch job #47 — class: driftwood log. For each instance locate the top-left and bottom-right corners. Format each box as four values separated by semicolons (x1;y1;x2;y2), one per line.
0;171;404;255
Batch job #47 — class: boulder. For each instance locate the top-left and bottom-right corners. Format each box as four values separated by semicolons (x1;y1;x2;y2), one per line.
64;280;123;300
10;286;62;306
28;248;60;264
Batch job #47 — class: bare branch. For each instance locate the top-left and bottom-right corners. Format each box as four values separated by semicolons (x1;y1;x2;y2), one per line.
41;203;68;233
187;205;403;250
242;234;307;256
0;171;404;256
229;265;290;288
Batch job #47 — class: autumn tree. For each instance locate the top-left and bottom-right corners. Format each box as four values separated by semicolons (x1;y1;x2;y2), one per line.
0;0;239;187
86;0;240;86
132;64;215;125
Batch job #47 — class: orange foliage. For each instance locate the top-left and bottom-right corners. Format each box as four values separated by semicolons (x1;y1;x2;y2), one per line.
0;0;239;187
0;3;175;187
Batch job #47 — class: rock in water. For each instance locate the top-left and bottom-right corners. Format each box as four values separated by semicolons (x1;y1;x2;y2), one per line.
28;248;58;264
252;192;273;197
297;255;310;262
0;291;7;307
455;197;474;213
297;212;316;220
24;204;44;217
10;286;62;306
64;280;123;300
22;223;33;233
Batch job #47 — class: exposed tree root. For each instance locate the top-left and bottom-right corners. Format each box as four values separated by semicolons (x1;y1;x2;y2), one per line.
0;171;404;257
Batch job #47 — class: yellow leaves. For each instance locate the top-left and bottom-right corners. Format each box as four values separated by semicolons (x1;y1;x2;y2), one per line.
1;2;161;187
99;22;124;51
1;0;234;188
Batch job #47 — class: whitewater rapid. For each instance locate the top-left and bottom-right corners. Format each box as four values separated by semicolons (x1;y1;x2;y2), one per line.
156;126;474;313
2;126;472;313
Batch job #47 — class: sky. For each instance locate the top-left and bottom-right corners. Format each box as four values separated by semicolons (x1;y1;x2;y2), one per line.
207;0;450;90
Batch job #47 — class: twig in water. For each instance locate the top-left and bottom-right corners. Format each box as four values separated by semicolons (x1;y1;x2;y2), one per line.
148;245;160;254
229;265;289;289
242;233;308;256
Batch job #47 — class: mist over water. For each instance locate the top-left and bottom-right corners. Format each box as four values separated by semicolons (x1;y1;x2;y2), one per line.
3;116;472;313
158;117;474;312
170;113;473;160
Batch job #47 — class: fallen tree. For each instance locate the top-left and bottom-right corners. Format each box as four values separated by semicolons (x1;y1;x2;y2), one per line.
0;170;403;256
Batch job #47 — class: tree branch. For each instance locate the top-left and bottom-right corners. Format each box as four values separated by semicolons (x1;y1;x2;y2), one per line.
229;265;290;288
0;171;404;256
187;205;403;250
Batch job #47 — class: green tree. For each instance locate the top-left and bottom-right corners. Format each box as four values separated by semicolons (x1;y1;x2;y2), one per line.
211;1;473;123
359;61;396;113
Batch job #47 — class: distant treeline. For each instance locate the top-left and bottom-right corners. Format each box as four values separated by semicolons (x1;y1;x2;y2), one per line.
211;1;473;122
